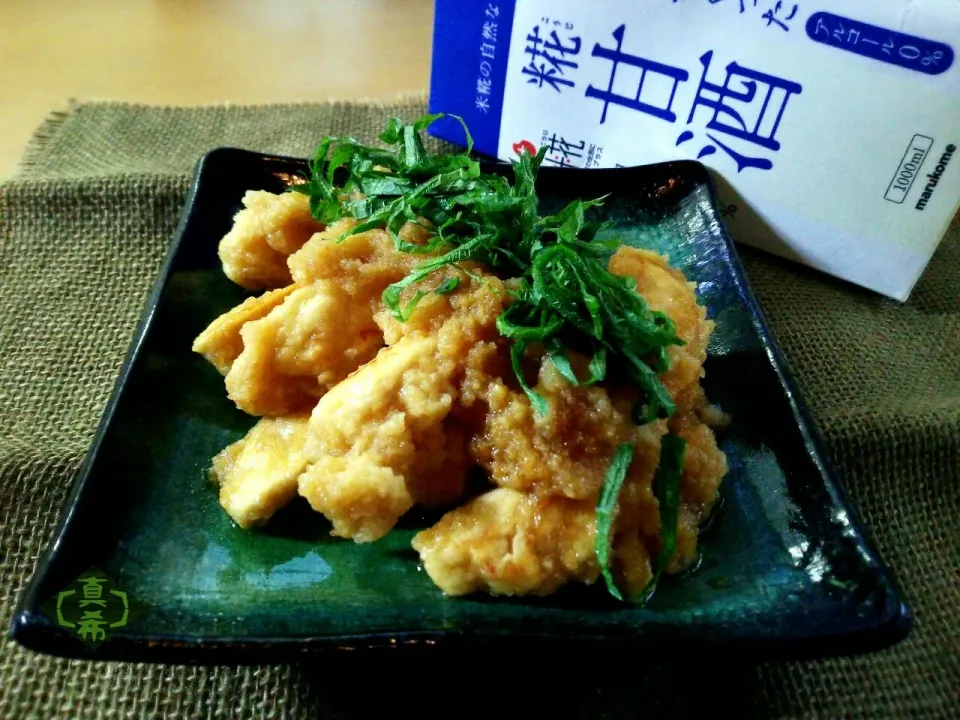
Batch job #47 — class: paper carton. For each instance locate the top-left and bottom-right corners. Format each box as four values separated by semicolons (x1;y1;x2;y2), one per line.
428;0;960;300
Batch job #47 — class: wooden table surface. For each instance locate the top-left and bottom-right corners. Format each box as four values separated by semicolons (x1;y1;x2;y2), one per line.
0;0;435;179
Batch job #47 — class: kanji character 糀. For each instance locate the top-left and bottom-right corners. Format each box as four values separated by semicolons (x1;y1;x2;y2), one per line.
542;134;586;167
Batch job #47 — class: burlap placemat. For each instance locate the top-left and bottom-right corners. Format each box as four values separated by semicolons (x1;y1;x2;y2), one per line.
1;99;957;719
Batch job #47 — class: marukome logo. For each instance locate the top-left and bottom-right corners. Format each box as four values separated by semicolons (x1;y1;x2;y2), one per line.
915;143;956;211
39;567;144;648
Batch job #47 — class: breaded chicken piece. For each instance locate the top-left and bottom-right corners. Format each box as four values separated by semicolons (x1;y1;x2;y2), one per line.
192;285;297;375
373;264;508;346
451;358;677;597
416;413;722;597
468;357;644;500
666;407;729;573
412;487;599;596
225;280;383;417
223;218;449;417
671;409;728;510
605;406;726;579
209;413;311;528
298;455;413;543
609;247;713;397
298;275;508;542
462;249;715;502
436;248;726;593
218;191;322;290
298;332;464;542
287;217;426;297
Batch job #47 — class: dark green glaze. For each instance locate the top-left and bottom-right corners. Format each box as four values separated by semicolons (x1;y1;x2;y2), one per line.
11;149;911;662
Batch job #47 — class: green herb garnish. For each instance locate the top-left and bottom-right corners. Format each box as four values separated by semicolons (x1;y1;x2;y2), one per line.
595;443;637;601
291;112;535;274
495;200;683;421
640;433;687;602
291;113;682;424
292;115;691;602
594;435;686;602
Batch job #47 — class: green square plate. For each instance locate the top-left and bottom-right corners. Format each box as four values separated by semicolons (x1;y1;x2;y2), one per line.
11;148;911;663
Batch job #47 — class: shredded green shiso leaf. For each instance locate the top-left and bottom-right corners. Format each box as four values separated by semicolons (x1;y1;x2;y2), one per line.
291;114;689;602
595;443;636;602
595;435;686;602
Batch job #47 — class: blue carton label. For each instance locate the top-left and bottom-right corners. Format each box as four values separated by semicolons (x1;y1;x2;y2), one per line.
428;0;516;156
427;0;960;300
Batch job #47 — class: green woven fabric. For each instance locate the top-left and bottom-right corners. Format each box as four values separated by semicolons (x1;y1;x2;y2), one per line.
1;99;957;719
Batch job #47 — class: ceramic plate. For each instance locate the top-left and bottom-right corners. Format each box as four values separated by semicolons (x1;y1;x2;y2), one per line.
11;148;912;663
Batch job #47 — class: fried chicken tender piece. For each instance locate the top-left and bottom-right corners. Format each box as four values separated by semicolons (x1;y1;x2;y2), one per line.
611;247;728;574
667;406;729;573
441;371;669;597
225;281;384;417
287;217;427;293
298;275;508;542
416;247;727;596
463;249;714;502
609;406;727;579
209;414;311;528
298;456;413;543
222;218;442;417
469;356;643;500
297;333;461;542
422;344;670;597
192;285;297;376
412;488;599;596
609;247;713;397
373;263;508;346
218;191;322;290
416;412;722;597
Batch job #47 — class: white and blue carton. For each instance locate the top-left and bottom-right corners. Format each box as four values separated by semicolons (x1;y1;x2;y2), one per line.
427;0;960;300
